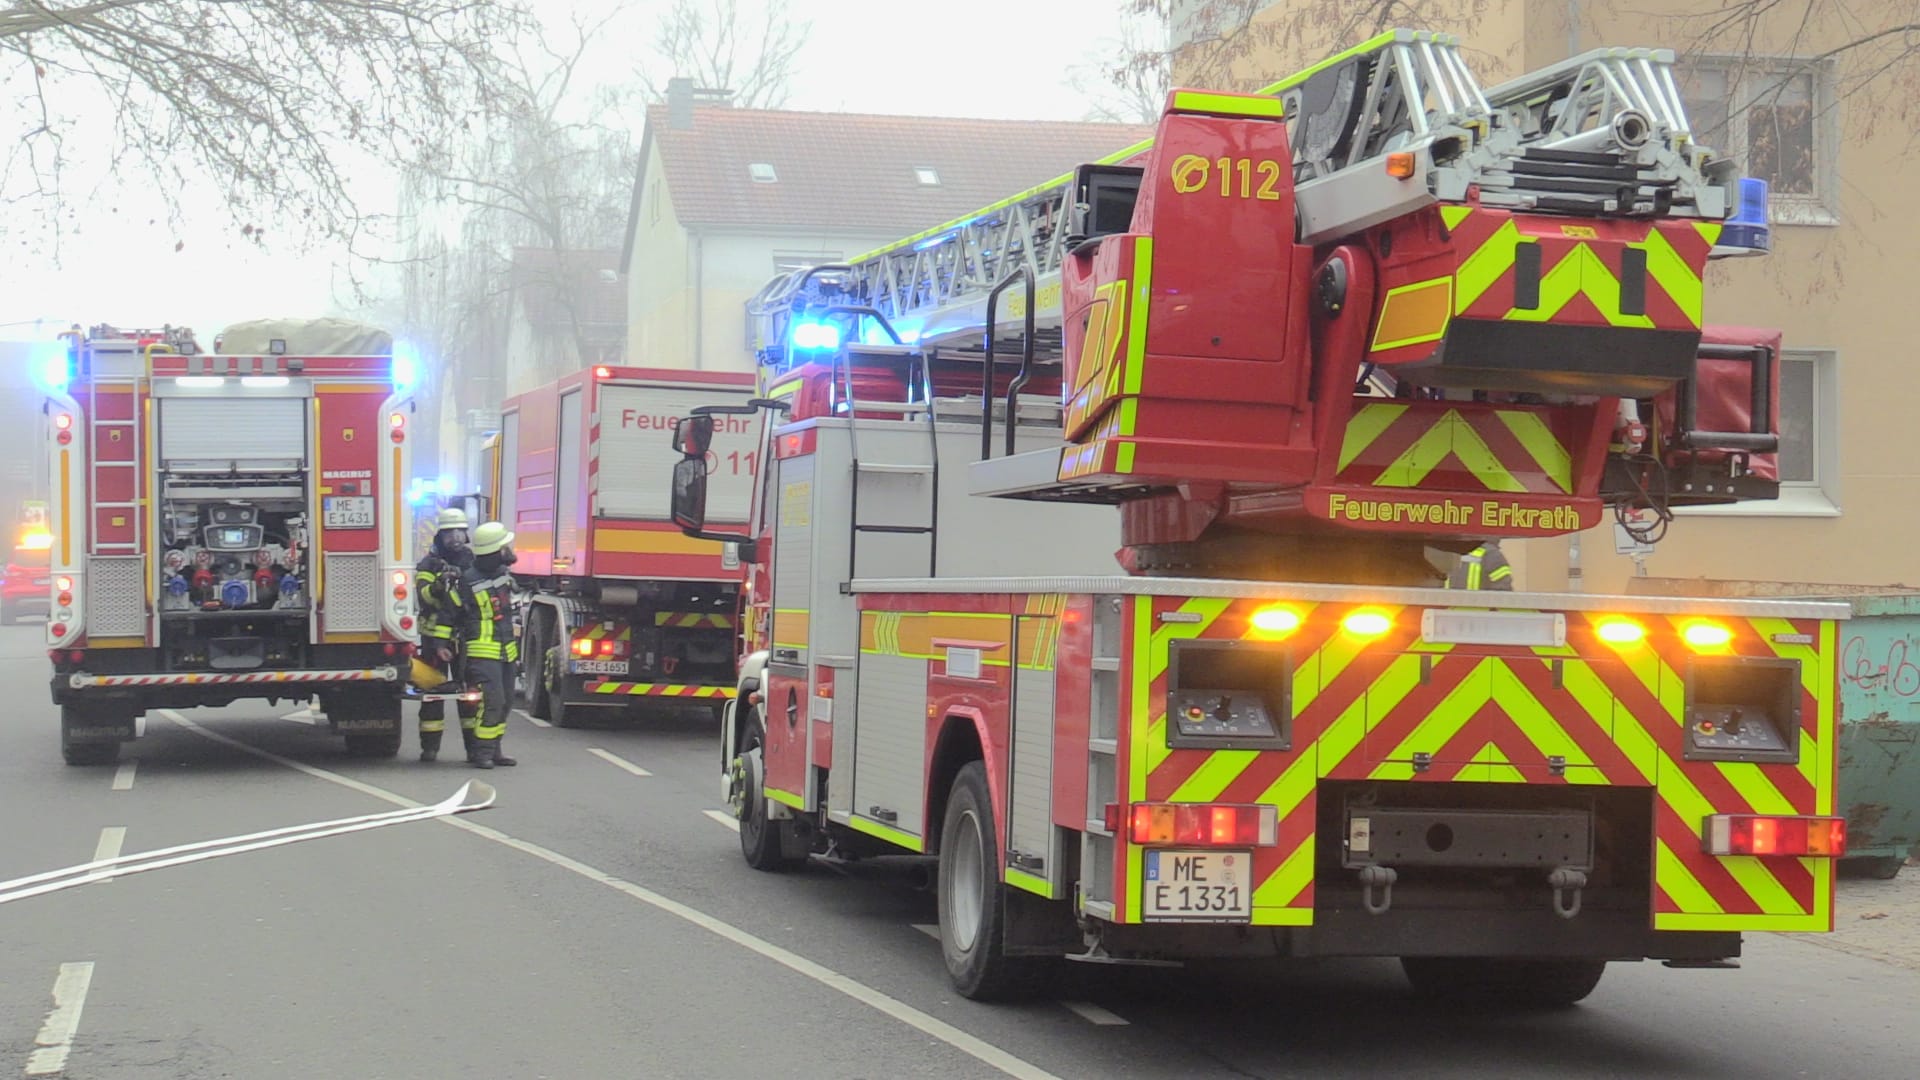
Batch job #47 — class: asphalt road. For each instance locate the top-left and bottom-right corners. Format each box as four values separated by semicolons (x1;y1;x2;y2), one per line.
3;619;1916;1080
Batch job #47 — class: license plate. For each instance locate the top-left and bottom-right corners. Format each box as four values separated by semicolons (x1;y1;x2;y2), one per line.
571;660;629;675
322;496;375;529
1142;849;1253;922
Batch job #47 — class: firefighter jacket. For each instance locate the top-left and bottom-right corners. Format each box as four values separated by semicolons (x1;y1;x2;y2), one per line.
1446;543;1514;591
456;563;520;664
415;547;470;644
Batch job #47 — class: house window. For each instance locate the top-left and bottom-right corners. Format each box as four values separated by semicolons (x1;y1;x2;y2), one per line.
1678;58;1838;225
771;251;843;274
1678;348;1839;517
749;162;777;183
914;166;940;185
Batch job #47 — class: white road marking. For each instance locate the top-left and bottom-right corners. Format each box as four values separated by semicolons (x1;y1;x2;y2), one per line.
110;760;137;791
280;709;317;725
702;809;741;833
513;708;552;729
912;923;940;940
1060;1001;1129;1026
160;710;1062;1080
134;714;146;739
92;828;125;883
587;747;651;777
25;961;95;1076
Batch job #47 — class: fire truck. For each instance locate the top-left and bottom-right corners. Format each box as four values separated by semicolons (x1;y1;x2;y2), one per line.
482;366;758;725
669;31;1850;1004
41;321;419;765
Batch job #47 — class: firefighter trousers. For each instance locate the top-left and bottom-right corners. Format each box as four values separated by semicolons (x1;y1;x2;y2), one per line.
469;657;512;761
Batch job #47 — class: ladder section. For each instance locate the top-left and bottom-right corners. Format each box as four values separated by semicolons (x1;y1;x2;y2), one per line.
1080;594;1124;921
838;344;940;582
86;374;143;555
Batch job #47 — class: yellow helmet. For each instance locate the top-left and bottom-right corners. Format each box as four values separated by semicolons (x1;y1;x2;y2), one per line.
470;521;515;556
410;656;453;691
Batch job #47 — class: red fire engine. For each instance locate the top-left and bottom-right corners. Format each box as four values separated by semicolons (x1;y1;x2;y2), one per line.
669;32;1847;1004
40;321;419;764
483;366;759;724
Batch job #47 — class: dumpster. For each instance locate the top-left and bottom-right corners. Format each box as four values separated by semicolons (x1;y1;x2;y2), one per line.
1626;579;1920;879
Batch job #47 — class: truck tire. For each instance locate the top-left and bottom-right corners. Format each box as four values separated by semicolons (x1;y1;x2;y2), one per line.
341;693;402;757
520;612;550;715
734;712;806;872
546;644;580;728
344;730;403;758
1399;957;1607;1007
938;761;1049;1001
60;705;121;766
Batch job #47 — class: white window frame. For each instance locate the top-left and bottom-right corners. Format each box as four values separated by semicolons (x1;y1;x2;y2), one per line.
748;162;777;183
913;166;941;186
1676;347;1839;518
1678;55;1841;227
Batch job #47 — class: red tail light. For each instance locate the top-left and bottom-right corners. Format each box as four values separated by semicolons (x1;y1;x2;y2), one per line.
595;638;630;658
1129;803;1279;847
1704;814;1847;858
572;637;594;657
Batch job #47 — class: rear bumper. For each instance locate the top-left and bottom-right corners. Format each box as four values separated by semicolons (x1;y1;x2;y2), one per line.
67;666;399;690
582;678;734;700
54;665;401;709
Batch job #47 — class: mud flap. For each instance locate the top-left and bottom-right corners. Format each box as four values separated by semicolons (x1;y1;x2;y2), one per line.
61;702;137;743
1003;884;1079;956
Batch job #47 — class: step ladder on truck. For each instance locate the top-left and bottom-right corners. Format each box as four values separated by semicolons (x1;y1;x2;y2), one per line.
480;366;761;726
38;321;420;764
669;30;1848;1006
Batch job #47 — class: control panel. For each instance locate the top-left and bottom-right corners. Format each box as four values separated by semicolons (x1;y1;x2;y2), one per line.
1170;692;1278;741
1165;638;1292;751
1685;704;1797;763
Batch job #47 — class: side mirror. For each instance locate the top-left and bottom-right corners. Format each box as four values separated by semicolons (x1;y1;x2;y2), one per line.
672;414;714;456
670;456;707;532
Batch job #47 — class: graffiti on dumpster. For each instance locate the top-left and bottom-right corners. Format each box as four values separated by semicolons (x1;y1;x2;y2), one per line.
1842;634;1920;698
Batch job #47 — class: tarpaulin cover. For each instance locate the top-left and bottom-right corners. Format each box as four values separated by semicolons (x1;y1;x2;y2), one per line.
214;318;392;356
1654;325;1782;482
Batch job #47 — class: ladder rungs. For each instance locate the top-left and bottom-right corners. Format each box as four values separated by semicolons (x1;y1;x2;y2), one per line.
855;462;934;475
836;400;928;414
853;524;933;535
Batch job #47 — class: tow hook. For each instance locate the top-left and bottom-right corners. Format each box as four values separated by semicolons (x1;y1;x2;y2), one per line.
1549;867;1587;919
1359;865;1397;915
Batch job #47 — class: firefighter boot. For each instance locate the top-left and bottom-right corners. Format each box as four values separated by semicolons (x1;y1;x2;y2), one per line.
492;737;516;767
419;730;442;763
461;726;479;763
472;740;496;769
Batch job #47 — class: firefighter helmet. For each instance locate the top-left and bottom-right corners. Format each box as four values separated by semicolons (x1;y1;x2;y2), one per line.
470;521;515;556
434;507;470;531
410;656;454;691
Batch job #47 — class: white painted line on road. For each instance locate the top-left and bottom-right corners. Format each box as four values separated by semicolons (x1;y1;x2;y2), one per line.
163;710;1063;1080
134;714;146;739
92;828;125;883
25;961;95;1077
587;747;651;777
912;923;940;941
111;760;137;791
702;809;741;833
513;708;552;729
1060;1001;1129;1026
280;709;318;725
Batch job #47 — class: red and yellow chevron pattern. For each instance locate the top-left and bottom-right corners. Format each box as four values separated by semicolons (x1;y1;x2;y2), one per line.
586;680;734;699
1124;595;1836;931
1334;402;1576;495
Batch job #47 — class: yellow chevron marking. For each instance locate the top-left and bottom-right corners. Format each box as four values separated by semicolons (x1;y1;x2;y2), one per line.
1477;742;1526;783
1692;221;1724;247
1374;410;1529;493
1640;226;1703;325
1170;750;1259;802
1455;219;1519;312
1655;840;1723;913
1441;205;1474;231
1126;596;1153;920
1337;403;1408;472
1253;841;1316;913
1492;410;1573;492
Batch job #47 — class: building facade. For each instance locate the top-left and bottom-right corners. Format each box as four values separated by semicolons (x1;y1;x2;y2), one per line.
621;94;1152;373
1170;0;1917;594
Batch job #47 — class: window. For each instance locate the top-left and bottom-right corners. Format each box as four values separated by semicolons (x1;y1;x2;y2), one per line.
1679;348;1839;517
748;162;777;183
914;166;940;186
1678;58;1838;225
771;251;843;274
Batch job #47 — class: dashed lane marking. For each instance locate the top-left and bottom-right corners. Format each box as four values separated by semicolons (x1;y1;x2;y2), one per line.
1061;1001;1129;1026
280;709;318;725
111;760;137;791
24;961;95;1077
912;923;940;940
159;710;1063;1080
702;809;741;833
587;747;652;777
92;828;125;884
514;709;552;729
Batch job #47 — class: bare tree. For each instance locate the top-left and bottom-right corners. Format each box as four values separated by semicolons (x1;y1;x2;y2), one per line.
0;0;531;253
641;0;807;109
1068;13;1172;124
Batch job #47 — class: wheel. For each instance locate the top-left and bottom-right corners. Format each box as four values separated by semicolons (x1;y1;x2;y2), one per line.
60;704;124;766
344;730;402;758
546;643;579;728
937;760;1049;1000
519;610;548;713
731;710;806;872
1399;957;1607;1007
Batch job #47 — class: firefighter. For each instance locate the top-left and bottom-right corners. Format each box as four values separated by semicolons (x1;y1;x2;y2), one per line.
1446;539;1515;591
460;521;520;769
415;507;476;762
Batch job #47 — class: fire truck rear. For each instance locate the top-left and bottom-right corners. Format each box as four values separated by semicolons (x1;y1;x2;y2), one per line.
672;32;1850;1005
485;366;757;726
41;322;418;764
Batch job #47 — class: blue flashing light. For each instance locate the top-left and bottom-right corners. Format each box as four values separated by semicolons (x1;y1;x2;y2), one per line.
1719;177;1770;254
32;343;72;394
391;341;420;394
791;318;841;351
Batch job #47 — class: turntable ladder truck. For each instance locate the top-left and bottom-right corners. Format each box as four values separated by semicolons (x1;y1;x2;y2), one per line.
670;31;1848;1004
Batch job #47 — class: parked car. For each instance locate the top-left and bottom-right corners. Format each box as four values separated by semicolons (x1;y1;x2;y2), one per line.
2;537;52;624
